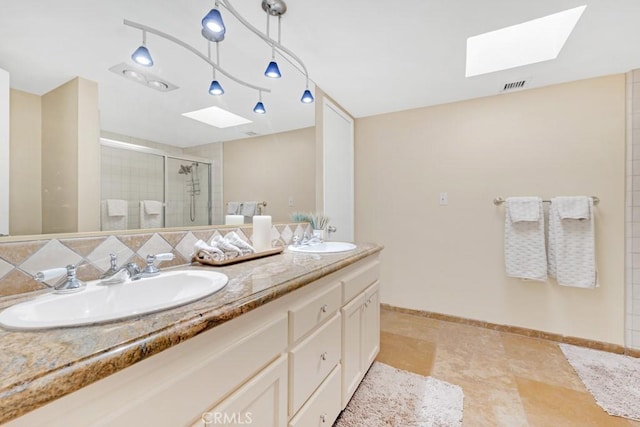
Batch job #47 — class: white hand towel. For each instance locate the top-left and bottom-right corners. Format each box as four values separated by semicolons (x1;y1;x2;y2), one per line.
240;201;258;216
142;200;163;215
504;197;547;281
106;199;127;217
548;197;597;288
506;197;541;222
227;201;240;215
555;196;591;219
139;201;163;229
101;201;127;231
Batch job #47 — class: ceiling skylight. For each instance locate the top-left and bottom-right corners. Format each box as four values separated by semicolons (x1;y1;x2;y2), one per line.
182;106;252;128
465;5;587;77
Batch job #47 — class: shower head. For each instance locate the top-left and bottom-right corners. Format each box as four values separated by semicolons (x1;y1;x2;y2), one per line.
178;164;192;175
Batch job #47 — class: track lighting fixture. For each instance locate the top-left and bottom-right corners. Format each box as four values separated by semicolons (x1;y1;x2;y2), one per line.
301;88;314;104
131;30;153;66
208;42;224;95
201;8;226;38
253;91;266;114
125;0;313;115
264;59;282;78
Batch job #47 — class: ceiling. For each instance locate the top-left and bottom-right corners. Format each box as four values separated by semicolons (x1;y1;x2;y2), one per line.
2;0;640;147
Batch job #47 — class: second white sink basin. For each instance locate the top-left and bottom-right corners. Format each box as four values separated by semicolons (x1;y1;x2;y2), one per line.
288;241;357;253
0;270;228;330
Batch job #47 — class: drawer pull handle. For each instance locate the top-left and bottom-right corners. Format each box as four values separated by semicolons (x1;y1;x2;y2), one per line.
321;304;328;313
321;352;328;361
320;413;327;423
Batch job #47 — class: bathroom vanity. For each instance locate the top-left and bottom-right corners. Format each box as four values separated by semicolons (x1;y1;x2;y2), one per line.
0;243;382;426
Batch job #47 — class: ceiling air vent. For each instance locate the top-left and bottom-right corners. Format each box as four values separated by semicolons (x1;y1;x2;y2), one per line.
502;80;527;92
245;131;259;137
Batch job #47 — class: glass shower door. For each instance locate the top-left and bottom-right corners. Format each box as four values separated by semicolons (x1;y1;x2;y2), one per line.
165;158;211;228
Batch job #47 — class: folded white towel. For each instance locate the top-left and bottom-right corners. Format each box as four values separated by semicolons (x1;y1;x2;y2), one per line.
504;197;547;281
505;197;541;222
106;199;127;217
555;196;591;220
142;200;163;215
101;201;127;231
227;201;241;214
139;201;163;229
241;201;258;216
548;197;597;288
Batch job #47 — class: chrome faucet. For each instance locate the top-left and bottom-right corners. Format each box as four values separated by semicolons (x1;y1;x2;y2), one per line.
99;252;174;284
292;232;322;247
35;264;85;294
99;254;139;285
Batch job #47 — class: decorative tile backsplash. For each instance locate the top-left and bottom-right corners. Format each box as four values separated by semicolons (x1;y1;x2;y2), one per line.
0;223;312;298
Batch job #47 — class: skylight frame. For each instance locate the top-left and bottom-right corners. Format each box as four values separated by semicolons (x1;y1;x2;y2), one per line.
465;5;587;77
182;106;253;129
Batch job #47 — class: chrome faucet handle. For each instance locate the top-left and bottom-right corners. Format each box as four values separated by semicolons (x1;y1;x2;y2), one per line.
141;253;175;277
35;264;85;294
99;253;119;279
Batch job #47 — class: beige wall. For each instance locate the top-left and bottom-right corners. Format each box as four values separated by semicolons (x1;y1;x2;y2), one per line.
355;75;626;344
42;77;99;234
9;89;42;236
223;127;315;223
76;78;100;232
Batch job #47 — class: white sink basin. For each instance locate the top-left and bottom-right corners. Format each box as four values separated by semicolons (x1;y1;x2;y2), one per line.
288;241;357;253
0;270;228;330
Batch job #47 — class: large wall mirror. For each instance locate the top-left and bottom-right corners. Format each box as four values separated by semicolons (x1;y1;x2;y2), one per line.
1;0;317;238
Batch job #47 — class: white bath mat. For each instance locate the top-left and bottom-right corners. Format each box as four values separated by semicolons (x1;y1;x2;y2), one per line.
560;343;640;421
334;361;464;427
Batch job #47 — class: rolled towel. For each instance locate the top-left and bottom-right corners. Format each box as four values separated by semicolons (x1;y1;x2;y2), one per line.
224;231;256;254
196;249;225;262
213;235;242;258
194;239;224;256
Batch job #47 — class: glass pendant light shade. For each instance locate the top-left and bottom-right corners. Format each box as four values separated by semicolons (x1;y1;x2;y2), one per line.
208;80;224;95
131;45;153;67
202;9;226;36
264;61;282;78
301;89;314;103
253;101;266;114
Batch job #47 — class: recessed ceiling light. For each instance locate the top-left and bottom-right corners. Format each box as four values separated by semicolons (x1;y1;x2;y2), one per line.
182;106;252;128
108;63;178;92
466;5;587;77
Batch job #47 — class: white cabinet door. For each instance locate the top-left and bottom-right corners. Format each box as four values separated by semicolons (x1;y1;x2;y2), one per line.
362;282;380;369
194;355;288;427
340;291;365;408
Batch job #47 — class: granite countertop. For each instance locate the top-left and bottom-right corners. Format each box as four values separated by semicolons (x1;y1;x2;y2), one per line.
0;243;382;424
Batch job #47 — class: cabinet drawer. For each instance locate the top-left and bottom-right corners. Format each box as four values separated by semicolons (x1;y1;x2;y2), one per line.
288;364;341;427
289;282;341;343
193;355;288;427
289;313;341;415
341;259;380;304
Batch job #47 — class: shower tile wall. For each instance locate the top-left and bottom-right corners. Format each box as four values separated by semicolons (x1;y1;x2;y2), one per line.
627;70;640;349
183;143;224;225
101;146;164;230
165;160;210;228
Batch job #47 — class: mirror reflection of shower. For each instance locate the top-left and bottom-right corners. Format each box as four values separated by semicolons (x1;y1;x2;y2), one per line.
178;162;201;222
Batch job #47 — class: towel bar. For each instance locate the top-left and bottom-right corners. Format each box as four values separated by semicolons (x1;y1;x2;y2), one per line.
493;196;600;206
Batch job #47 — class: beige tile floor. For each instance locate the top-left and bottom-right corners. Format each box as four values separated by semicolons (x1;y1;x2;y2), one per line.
377;308;640;427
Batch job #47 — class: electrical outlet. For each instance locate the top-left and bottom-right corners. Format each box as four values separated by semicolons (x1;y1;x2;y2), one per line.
288;197;295;207
439;192;448;206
